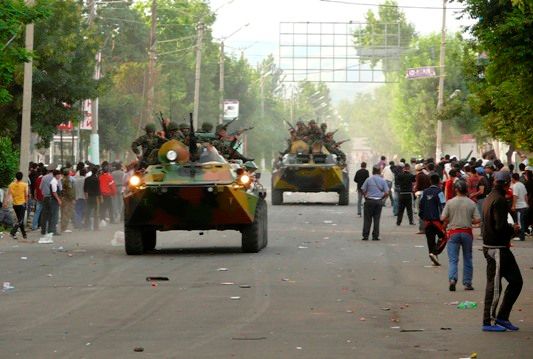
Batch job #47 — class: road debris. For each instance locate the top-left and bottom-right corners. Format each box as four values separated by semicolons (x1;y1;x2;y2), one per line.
359;317;366;321
230;296;241;300
2;282;15;292
400;329;424;332
440;327;452;330
457;301;477;309
111;231;125;246
390;326;401;329
134;347;144;352
323;220;333;224
381;307;391;311
146;276;169;281
220;282;235;285
297;246;308;249
414;245;425;248
38;234;54;244
232;337;266;341
217;268;229;272
239;284;251;288
20;256;28;260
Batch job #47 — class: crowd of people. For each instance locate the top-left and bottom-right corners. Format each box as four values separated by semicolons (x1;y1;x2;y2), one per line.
2;160;135;240
355;153;531;332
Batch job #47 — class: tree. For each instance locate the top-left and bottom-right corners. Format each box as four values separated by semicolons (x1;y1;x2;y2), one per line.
0;0;101;148
457;0;533;151
353;0;416;73
0;0;49;104
0;137;19;188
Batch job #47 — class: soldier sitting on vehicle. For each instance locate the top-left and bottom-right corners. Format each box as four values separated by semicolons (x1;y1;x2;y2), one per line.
294;120;309;140
213;124;254;162
306;120;323;144
131;123;165;168
323;131;348;165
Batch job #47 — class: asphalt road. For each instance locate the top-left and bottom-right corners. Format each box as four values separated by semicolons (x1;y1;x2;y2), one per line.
1;176;532;358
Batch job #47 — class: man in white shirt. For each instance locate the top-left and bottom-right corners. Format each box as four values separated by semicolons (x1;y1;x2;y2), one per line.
382;161;395;209
511;173;529;241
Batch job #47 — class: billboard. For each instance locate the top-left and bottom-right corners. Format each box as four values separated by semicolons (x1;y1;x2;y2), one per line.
223;100;239;121
81;100;93;130
406;67;437;79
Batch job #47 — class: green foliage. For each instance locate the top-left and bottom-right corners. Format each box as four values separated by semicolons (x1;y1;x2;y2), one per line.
0;137;20;188
457;0;533;151
341;33;480;157
0;0;49;104
353;0;416;73
0;0;101;148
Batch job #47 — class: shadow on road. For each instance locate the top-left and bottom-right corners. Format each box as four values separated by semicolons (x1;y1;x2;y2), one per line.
146;247;245;256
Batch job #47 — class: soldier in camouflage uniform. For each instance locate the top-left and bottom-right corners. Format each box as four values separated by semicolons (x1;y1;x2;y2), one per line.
320;123;328;136
213;124;253;162
295;120;309;140
323;131;347;165
307;120;323;144
131;123;165;167
198;122;214;133
166;121;184;141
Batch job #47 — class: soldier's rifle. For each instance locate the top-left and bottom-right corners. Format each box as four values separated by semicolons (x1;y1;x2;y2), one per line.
220;117;238;132
334;139;351;147
231;126;254;136
285;120;296;132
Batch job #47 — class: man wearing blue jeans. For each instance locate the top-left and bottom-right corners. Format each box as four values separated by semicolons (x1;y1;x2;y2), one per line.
441;180;480;292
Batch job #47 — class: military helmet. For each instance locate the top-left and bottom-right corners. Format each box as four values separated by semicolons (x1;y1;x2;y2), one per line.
179;123;190;130
320;123;327;129
201;122;214;132
167;121;179;132
145;123;156;133
308;120;317;125
215;124;225;132
296;120;304;126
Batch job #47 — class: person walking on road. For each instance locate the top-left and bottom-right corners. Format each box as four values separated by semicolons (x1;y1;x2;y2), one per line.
39;165;55;235
360;166;389;241
441;180;480;291
48;170;62;236
419;173;446;266
510;173;529;241
395;163;415;226
6;172;29;240
481;171;523;332
354;162;369;217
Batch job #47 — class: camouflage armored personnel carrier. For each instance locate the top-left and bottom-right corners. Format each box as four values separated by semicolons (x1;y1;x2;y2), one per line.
124;139;267;255
271;140;349;205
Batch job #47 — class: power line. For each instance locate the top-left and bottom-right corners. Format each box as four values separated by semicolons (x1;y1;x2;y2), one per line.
319;0;465;10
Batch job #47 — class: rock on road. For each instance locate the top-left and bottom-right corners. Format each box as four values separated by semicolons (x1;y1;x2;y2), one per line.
0;177;531;358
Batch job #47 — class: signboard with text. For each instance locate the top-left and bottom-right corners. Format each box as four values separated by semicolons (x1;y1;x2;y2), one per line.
406;66;437;79
81;100;93;130
223;100;239;121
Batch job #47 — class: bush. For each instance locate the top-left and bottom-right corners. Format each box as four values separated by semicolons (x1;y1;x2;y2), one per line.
0;137;19;188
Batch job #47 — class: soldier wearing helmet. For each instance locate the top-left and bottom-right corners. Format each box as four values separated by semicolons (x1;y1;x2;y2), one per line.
198;122;214;133
166;121;184;141
295;120;309;140
131;123;165;167
307;120;323;143
179;123;190;137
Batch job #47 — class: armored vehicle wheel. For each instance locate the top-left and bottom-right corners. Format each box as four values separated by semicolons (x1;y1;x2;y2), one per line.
338;189;349;205
125;226;144;255
242;199;267;253
142;229;157;252
271;189;283;205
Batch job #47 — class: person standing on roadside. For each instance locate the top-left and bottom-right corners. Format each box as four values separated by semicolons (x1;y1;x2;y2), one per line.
48;170;62;236
395;163;415;226
73;168;87;229
111;162;125;223
354;162;370;217
39;164;55;235
31;167;44;231
382;161;396;209
419;173;446;266
360;165;389;241
99;167;117;223
84;166;101;230
511;173;529;241
60;169;75;233
6;172;29;240
441;180;480;291
481;171;523;332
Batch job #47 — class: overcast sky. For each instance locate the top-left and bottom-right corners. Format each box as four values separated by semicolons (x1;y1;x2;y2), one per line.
209;0;474;100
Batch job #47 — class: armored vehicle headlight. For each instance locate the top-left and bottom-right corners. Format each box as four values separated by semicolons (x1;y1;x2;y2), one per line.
239;174;250;185
166;150;178;161
129;175;141;187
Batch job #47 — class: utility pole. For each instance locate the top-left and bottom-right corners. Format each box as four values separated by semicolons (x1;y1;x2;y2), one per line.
87;0;100;164
19;0;35;179
193;22;204;129
219;41;224;124
144;0;157;128
435;0;447;160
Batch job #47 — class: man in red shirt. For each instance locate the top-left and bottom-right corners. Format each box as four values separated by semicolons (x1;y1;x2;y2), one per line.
444;169;460;201
32;167;45;230
99;167;117;224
